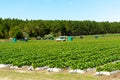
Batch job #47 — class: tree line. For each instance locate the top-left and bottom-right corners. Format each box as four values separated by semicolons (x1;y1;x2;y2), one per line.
0;18;120;39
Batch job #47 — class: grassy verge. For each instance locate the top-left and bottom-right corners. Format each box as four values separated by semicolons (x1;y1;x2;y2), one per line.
0;69;120;80
0;69;98;80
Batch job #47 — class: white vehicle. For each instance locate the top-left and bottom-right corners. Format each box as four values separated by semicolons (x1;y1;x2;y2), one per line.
56;36;66;41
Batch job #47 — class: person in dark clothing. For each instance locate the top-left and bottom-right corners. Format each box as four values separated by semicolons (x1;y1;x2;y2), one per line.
25;37;28;42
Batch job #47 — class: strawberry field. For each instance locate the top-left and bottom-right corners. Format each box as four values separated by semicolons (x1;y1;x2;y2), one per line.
0;34;120;72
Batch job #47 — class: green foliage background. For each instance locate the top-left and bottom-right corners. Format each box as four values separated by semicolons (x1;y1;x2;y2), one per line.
0;18;120;38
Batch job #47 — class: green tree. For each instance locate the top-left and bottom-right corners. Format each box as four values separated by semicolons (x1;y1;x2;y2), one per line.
9;26;24;39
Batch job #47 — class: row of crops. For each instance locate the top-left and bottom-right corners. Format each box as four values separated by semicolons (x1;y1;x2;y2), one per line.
97;62;120;72
0;35;120;72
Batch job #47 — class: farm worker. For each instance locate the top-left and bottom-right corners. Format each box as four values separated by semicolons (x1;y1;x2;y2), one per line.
25;37;28;42
80;35;83;39
12;38;17;42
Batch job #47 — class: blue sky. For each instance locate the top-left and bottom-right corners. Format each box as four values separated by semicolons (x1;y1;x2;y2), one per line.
0;0;120;21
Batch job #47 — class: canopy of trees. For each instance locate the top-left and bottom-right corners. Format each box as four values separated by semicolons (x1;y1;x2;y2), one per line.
0;18;120;39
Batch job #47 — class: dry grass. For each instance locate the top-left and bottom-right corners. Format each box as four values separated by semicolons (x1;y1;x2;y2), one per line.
0;69;97;80
0;69;120;80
